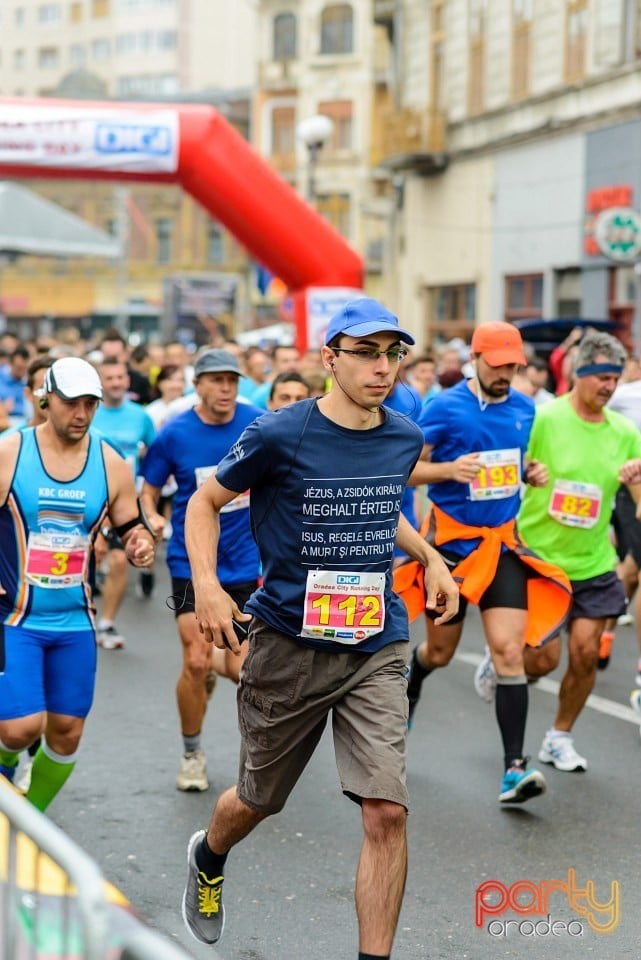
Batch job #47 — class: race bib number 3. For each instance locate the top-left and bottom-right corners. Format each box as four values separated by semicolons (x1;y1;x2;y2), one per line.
25;533;90;588
301;570;386;644
548;479;602;529
469;448;521;501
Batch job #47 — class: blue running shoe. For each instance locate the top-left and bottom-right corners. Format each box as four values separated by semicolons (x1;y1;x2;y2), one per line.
0;762;17;783
499;760;546;804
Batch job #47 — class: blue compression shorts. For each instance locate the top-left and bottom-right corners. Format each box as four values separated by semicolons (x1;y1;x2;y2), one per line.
0;623;97;720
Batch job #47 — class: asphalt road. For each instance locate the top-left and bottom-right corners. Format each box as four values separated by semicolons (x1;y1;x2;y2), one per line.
45;548;641;960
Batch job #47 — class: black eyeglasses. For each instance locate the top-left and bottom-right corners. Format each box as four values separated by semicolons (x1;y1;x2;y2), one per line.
332;347;408;363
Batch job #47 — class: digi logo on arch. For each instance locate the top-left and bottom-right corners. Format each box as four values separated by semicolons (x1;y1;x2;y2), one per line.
95;123;172;155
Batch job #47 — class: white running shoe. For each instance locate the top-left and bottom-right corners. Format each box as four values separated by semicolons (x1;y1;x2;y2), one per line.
538;733;587;772
176;750;209;792
474;647;497;703
617;612;634;627
97;625;125;650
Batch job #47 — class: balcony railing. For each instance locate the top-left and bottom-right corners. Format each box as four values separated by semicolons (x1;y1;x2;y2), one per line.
371;107;448;173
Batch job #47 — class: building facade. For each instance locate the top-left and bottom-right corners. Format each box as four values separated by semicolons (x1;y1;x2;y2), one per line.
254;0;394;298
0;0;257;340
377;0;641;352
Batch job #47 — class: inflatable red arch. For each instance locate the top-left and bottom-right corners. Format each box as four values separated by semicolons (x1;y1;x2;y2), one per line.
0;97;364;349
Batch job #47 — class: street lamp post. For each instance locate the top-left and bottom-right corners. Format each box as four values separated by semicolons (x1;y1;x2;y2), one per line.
296;114;334;204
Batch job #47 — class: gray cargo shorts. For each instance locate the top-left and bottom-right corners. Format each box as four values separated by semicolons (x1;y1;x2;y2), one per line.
236;618;410;815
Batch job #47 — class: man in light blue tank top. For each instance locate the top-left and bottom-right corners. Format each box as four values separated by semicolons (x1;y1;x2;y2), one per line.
0;357;157;813
92;357;156;649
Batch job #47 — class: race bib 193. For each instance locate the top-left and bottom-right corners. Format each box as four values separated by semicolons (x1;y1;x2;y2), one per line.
469;448;521;501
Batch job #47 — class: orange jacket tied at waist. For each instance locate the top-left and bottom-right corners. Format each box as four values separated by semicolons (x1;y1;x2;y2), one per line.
393;504;571;647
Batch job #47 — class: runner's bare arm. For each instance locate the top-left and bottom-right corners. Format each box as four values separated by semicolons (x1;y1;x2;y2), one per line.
523;458;549;487
408;444;481;486
395;513;459;625
0;432;21;506
184;476;252;653
619;458;641;487
139;481;166;539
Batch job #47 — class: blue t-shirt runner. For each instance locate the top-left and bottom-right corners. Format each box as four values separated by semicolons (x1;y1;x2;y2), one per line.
215;399;424;652
142;403;263;583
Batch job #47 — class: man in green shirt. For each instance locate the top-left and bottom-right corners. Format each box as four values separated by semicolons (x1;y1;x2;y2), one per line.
517;332;641;772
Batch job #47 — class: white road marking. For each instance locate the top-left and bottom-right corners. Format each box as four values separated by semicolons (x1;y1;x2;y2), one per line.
455;650;641;726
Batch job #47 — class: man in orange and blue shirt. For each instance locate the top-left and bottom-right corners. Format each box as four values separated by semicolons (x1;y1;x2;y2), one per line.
403;322;571;805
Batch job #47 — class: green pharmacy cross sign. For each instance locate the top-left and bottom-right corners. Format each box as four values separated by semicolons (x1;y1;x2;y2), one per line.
594;206;641;262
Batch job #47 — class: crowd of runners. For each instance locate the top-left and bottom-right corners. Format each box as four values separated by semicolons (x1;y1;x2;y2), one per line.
1;302;641;959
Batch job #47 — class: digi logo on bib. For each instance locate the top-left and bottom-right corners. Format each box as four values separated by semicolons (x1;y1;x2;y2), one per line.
95;123;172;156
337;575;361;585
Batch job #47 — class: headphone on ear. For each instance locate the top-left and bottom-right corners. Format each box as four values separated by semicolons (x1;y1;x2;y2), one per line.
39;397;49;410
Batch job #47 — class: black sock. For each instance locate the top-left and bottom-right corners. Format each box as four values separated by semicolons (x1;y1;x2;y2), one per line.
358;953;390;960
495;677;528;770
195;833;228;879
407;646;431;700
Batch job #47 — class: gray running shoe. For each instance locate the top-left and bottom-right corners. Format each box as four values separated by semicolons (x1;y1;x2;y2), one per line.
176;750;208;792
182;830;225;945
97;625;125;650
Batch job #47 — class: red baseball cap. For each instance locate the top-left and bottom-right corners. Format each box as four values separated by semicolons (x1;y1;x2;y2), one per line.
471;322;526;367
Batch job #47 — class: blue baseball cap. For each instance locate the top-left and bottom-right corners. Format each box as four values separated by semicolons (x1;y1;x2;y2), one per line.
324;297;415;346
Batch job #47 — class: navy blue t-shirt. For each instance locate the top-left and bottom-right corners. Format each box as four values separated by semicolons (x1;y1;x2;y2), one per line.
142;404;263;582
215;399;424;652
417;380;536;556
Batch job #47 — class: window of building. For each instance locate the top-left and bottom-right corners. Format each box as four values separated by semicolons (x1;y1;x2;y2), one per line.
273;12;297;60
318;100;353;151
70;43;86;66
157;30;177;49
504;273;543;323
70;1;83;22
13;49;25;70
116;33;137;54
15;7;26;27
39;4;61;24
512;0;532;99
207;222;224;264
139;31;154;52
92;0;110;16
271;105;295;155
155;217;172;265
565;0;587;81
320;4;354;55
91;38;111;59
555;268;581;318
316;192;351;239
468;0;486;115
429;283;476;341
117;73;178;94
38;46;60;68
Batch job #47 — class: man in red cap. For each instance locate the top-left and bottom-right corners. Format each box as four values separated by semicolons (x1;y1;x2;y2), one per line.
402;322;572;805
